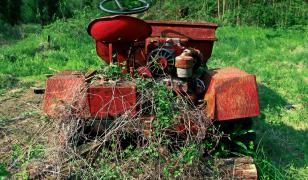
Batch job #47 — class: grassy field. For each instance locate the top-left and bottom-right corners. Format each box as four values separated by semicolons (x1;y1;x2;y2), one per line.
210;27;308;179
0;11;307;179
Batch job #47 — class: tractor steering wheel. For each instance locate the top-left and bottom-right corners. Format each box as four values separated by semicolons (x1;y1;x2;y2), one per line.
99;0;150;14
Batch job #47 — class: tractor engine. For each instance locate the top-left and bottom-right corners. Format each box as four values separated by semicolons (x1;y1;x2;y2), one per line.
145;37;205;105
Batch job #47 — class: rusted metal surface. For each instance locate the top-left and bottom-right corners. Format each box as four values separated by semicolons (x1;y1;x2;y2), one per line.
44;73;137;119
88;15;218;66
146;20;218;63
145;20;218;41
203;67;260;121
43;70;90;118
137;66;153;78
175;50;195;68
44;15;260;132
175;49;199;78
88;82;137;118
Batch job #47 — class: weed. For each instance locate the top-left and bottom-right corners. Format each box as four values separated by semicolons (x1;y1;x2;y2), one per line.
96;62;127;80
10;144;46;179
0;163;10;179
254;146;287;179
0;117;8;126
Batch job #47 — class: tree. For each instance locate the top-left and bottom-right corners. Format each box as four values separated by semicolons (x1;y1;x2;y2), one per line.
0;0;8;21
36;0;60;25
217;0;220;18
0;0;20;25
83;0;93;7
47;0;60;21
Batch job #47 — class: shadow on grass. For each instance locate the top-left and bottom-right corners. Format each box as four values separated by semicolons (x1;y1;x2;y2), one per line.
254;84;308;177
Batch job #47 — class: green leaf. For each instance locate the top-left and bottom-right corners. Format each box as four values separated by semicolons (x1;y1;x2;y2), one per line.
234;141;248;151
237;129;255;135
0;163;9;178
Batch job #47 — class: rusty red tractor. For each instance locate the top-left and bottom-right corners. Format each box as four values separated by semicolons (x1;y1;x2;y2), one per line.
43;1;260;139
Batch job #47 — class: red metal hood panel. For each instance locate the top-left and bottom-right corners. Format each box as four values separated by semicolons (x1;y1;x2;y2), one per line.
145;20;218;41
88;15;152;43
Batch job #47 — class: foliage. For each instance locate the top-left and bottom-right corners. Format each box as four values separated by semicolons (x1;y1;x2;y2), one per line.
11;144;45;167
8;144;45;179
135;77;177;129
96;62;128;80
0;0;23;25
0;11;102;77
0;0;307;28
60;61;216;178
152;83;175;129
210;26;308;179
0;0;101;25
215;126;255;157
0;163;9;179
146;0;307;28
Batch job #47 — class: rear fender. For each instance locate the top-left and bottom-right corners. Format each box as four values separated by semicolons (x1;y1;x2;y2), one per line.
202;67;260;121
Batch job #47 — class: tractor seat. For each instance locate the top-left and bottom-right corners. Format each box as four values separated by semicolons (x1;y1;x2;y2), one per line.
88;15;152;43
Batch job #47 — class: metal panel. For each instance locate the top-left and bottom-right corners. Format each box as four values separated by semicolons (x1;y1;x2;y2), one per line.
43;71;90;118
88;82;137;118
145;20;218;41
203;67;260;121
88;15;152;43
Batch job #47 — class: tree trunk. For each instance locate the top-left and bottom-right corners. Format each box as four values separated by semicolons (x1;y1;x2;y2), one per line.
222;0;225;17
7;0;23;25
217;0;220;18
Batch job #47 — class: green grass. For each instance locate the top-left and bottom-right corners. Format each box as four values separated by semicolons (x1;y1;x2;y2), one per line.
210;26;308;179
0;11;307;179
0;13;103;79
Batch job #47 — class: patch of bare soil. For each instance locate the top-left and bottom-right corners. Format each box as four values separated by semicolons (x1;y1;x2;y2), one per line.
0;87;59;174
0;88;41;151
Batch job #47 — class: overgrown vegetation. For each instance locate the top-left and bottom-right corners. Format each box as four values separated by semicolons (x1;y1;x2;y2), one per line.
85;70;217;178
0;0;100;25
210;26;308;179
0;0;307;179
0;0;306;28
147;0;307;28
6;64;222;179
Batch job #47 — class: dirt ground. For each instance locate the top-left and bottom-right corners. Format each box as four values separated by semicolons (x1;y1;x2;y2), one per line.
0;87;59;172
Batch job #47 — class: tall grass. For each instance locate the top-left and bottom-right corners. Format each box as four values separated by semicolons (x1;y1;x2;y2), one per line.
0;12;102;78
145;0;307;28
1;0;306;28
